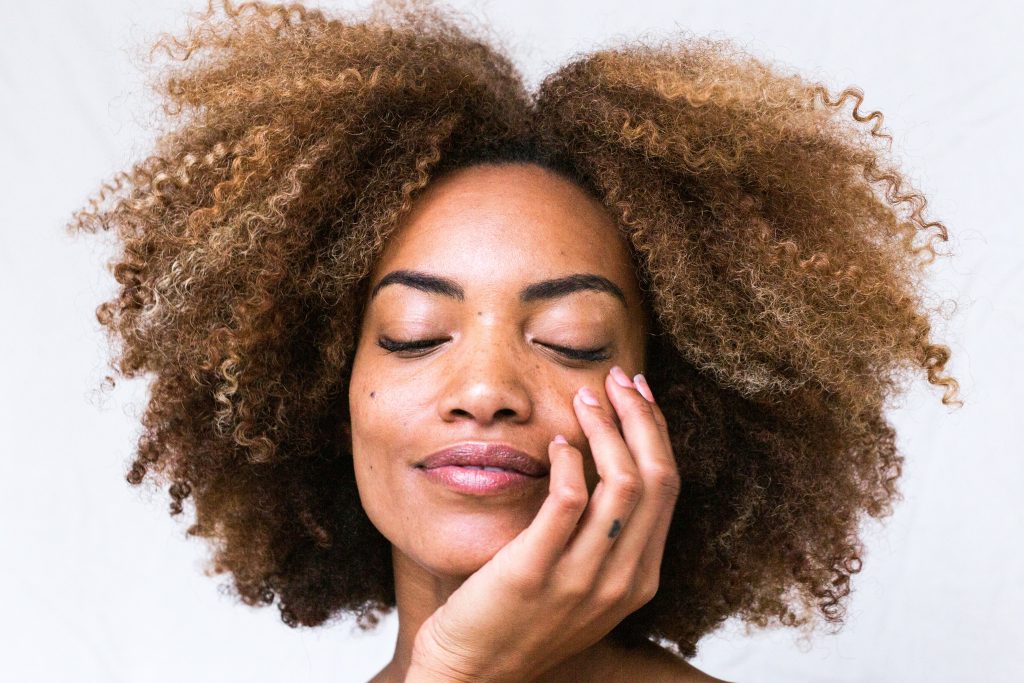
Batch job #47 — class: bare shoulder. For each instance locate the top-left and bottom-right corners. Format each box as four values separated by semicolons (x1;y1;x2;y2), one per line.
621;641;732;683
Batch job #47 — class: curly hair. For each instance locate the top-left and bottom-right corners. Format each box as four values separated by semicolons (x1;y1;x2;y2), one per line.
68;0;962;659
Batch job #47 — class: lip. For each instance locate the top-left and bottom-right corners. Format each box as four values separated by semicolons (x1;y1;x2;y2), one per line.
418;442;549;477
416;442;549;496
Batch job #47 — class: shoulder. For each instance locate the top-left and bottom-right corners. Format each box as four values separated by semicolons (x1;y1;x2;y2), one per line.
617;641;732;683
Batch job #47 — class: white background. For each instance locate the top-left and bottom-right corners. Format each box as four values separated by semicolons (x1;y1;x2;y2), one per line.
2;0;1021;681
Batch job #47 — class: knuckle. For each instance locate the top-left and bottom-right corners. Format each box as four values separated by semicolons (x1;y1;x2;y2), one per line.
611;471;643;504
598;572;637;606
555;485;588;512
591;413;619;432
561;577;593;601
634;577;660;606
621;392;654;417
648;466;682;499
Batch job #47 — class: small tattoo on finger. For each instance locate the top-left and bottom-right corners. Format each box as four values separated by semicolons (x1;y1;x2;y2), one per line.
608;519;622;538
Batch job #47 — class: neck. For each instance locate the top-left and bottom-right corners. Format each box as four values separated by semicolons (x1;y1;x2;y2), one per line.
383;545;462;677
373;545;636;682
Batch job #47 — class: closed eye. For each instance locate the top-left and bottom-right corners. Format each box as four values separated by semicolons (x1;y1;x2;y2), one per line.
541;342;611;362
376;336;610;362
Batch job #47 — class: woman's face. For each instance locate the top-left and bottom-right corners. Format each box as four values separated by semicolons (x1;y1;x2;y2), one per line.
348;162;648;579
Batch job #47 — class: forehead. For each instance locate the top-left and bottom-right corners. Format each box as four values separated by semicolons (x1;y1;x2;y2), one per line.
370;163;639;302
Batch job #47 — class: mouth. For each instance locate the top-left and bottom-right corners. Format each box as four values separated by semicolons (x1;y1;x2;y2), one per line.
417;442;549;477
418;465;544;495
416;442;549;495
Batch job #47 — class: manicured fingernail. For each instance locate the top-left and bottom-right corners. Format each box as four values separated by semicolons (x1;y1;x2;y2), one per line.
577;386;601;407
609;365;635;389
553;434;568;444
634;373;654;402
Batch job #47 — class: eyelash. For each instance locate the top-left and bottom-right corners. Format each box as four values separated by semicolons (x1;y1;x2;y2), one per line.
376;336;611;362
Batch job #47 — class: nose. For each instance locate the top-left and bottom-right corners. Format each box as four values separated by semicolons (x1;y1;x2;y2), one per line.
436;328;532;426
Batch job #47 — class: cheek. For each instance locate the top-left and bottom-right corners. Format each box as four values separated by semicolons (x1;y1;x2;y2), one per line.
349;393;406;497
350;417;411;550
348;376;433;541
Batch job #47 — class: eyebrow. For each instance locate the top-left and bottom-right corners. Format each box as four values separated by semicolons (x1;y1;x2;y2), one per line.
369;269;628;308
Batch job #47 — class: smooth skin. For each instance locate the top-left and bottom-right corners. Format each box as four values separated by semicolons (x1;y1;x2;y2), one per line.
348;163;725;682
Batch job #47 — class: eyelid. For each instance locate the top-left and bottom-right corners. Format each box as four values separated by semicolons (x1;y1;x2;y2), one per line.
376;335;449;353
376;336;610;362
541;341;611;362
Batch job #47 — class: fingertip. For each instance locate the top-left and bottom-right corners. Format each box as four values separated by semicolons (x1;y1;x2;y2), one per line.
634;373;655;403
548;435;583;477
577;386;601;407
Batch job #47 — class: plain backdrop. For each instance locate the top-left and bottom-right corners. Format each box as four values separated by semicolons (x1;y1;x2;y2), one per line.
2;0;1021;681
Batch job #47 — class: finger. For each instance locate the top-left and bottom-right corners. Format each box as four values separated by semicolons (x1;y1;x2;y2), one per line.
561;380;644;577
605;367;675;480
514;435;589;576
610;369;678;490
633;372;672;456
604;371;680;598
634;478;678;592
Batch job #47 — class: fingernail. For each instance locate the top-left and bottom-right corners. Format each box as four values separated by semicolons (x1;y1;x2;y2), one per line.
609;365;635;389
634;373;654;402
553;434;568;444
577;386;601;407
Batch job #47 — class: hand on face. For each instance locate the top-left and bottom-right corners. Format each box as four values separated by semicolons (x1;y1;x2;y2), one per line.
407;365;680;682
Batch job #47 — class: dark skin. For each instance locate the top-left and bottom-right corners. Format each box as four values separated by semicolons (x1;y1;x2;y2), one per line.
348;163;725;682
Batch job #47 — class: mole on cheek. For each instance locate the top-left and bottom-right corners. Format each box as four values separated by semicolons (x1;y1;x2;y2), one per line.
370;391;376;399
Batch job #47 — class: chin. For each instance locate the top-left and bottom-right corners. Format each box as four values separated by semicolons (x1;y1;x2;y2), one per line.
427;550;498;579
415;507;535;577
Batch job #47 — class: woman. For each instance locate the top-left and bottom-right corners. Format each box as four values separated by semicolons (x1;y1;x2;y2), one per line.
68;0;961;680
350;160;702;681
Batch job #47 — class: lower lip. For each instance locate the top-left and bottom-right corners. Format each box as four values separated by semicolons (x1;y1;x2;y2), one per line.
418;465;544;495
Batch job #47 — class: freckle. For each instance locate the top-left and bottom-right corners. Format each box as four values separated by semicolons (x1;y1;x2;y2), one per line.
477;311;482;316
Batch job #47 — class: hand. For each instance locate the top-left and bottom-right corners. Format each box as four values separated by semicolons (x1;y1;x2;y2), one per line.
407;366;681;682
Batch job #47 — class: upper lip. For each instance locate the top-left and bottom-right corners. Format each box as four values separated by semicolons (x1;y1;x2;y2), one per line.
418;442;549;477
